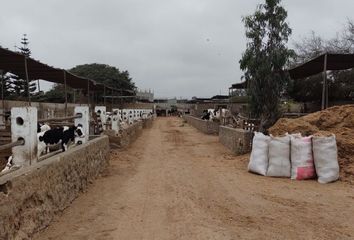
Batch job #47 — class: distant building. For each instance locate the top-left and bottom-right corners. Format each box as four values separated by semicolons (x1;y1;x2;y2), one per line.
229;81;248;103
229;81;248;97
136;89;154;102
188;95;229;104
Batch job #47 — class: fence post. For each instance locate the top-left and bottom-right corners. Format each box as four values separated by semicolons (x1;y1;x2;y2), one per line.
111;108;120;133
0;109;5;130
11;107;37;167
94;106;107;130
74;106;89;144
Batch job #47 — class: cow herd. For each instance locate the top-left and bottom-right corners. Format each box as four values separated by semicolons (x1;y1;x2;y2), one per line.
200;108;257;131
104;109;154;130
201;108;230;122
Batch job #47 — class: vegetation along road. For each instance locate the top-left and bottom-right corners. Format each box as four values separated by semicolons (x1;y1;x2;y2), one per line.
35;117;354;240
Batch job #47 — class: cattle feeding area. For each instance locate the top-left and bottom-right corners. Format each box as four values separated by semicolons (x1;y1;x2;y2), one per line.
0;104;154;239
0;106;154;174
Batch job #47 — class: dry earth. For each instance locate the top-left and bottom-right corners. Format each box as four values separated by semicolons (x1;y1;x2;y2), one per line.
34;117;354;240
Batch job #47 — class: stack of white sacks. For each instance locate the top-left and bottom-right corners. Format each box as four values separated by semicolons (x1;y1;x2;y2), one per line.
248;132;339;183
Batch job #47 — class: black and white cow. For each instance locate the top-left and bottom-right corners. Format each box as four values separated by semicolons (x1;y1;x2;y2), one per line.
38;124;85;153
1;156;13;173
37;123;51;133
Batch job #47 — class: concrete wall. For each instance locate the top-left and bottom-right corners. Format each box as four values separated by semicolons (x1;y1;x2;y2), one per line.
219;126;253;155
0;136;110;240
183;115;220;135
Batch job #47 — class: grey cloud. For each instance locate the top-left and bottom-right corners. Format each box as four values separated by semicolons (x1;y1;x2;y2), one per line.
1;0;353;98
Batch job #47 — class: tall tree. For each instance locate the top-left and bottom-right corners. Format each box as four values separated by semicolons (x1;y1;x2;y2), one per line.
239;0;293;131
18;34;31;57
13;34;36;98
40;84;75;103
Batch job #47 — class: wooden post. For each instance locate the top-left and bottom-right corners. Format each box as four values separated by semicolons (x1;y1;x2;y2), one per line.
0;70;4;109
24;55;31;106
120;89;123;107
37;79;41;92
63;70;68;117
104;85;106;106
111;89;113;110
87;80;90;107
321;53;328;110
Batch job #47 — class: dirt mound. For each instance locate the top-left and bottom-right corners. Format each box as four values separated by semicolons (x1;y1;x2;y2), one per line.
269;104;354;184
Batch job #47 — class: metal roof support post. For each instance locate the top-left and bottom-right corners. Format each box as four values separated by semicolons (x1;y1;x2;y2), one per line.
63;70;68;117
321;53;328;110
24;55;31;106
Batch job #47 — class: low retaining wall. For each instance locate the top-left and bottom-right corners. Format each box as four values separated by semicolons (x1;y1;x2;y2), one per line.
0;136;110;240
219;126;253;155
183;115;219;135
105;121;144;148
142;118;153;129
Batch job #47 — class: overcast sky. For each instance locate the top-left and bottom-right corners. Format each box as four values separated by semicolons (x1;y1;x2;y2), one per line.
0;0;353;98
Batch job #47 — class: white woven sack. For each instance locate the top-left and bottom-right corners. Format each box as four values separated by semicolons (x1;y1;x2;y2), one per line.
313;134;339;184
290;135;316;180
248;132;270;176
267;135;291;177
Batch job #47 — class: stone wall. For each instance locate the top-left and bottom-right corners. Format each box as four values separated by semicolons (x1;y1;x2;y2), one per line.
0;136;110;240
105;121;144;148
183;115;220;135
142;118;153;129
219;126;253;155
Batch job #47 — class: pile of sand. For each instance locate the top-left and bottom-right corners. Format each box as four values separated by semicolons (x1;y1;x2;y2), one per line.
269;104;354;184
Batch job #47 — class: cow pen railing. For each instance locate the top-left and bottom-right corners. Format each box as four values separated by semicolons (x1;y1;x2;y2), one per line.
0;138;25;152
0;105;154;176
0;106;89;176
38;113;83;123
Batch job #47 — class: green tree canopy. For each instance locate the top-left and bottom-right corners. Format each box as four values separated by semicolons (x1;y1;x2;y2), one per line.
39;84;75;103
239;0;293;131
69;63;136;91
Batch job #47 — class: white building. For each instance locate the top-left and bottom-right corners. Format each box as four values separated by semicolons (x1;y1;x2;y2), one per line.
136;89;154;102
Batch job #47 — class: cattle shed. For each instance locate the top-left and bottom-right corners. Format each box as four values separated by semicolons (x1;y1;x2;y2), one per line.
288;53;354;110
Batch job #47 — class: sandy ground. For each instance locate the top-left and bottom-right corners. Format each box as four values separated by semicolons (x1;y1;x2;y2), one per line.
34;117;354;240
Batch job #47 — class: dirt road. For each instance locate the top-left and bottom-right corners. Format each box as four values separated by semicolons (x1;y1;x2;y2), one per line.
35;117;354;240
